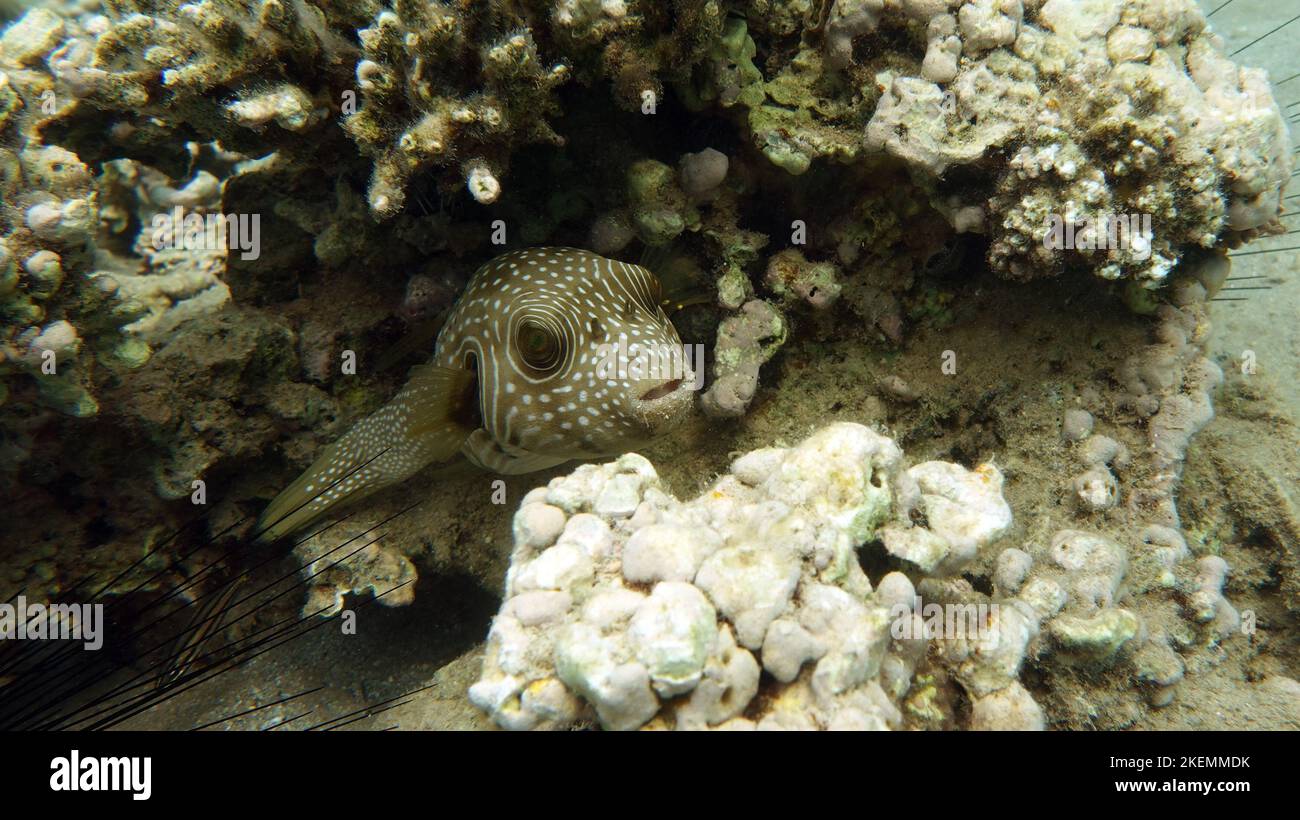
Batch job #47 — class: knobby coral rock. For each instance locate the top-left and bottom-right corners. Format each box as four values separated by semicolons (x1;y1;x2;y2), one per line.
471;423;1015;730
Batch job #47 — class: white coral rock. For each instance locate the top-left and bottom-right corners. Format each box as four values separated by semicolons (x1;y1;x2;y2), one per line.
472;423;1014;730
883;461;1012;574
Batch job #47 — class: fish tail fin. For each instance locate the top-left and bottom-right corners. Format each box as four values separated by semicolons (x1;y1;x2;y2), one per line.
254;364;477;544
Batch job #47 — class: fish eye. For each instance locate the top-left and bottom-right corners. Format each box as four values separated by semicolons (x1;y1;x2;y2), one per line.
516;319;562;371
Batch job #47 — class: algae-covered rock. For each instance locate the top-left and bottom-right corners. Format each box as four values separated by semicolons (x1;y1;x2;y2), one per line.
1049;608;1140;662
472;423;1015;730
700;299;787;418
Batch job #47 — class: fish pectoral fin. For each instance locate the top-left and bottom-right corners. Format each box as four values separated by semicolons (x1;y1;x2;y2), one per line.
404;363;479;447
254;364;477;544
462;429;568;475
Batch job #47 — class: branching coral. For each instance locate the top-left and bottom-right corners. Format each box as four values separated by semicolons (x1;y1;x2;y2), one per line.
345;0;725;218
48;0;354;150
344;4;568;218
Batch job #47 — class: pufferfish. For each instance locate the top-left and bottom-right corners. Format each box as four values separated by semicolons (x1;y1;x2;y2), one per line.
255;247;696;543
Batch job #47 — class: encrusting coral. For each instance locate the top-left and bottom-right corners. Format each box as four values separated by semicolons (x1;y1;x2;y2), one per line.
859;0;1293;285
471;423;1013;730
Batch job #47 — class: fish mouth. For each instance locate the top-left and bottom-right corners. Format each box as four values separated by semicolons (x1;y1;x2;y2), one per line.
639;378;683;402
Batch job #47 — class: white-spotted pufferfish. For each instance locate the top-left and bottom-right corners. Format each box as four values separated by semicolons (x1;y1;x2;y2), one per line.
256;247;696;542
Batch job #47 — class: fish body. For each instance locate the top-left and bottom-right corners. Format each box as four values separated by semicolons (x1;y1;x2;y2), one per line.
256;248;694;542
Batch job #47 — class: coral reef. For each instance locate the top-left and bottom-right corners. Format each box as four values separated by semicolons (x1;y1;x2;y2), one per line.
471;423;1014;730
343;0;725;218
1114;252;1224;528
0;0;1295;733
111;305;340;500
2;0;1284;451
763;248;841;310
472;418;1254;730
700;298;786;418
43;0;354;154
856;0;1294;285
0;134;253;467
